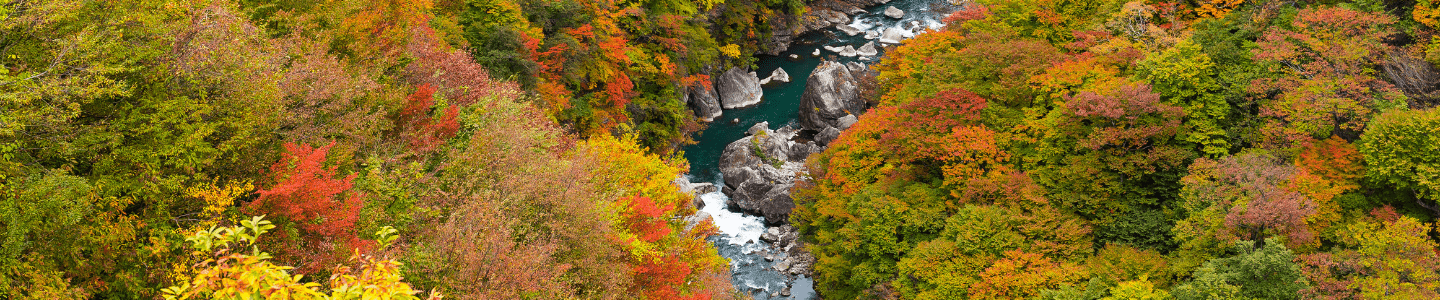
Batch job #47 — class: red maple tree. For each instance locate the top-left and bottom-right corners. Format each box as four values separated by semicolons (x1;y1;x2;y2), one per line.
245;142;367;274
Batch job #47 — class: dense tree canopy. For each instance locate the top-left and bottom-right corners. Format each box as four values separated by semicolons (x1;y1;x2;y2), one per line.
9;0;1440;299
793;0;1440;298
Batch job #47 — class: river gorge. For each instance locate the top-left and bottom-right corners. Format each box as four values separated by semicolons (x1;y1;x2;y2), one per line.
681;0;957;298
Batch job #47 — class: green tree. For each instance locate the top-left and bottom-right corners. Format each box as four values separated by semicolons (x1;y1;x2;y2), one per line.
1359;108;1440;216
1138;40;1232;157
1173;238;1309;300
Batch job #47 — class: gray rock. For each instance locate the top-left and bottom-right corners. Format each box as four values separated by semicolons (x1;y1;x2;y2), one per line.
857;41;878;56
837;24;862;36
815;126;842;146
789;54;799;59
762;227;782;243
847;62;868;74
683;211;711;233
788;141;822;161
716;67;763;109
846;7;867;15
799;61;867;132
819;9;849;25
761;14;798;55
774;259;792;273
838;114;859;130
673;176;719;210
674;175;697;194
839;45;857;57
885;6;905;18
812;48;821;56
763;67;790;84
694;183;717;194
823;45;843;54
864;30;880;40
880;27;906;44
686;85;723;122
719;123;813;225
747;121;770;136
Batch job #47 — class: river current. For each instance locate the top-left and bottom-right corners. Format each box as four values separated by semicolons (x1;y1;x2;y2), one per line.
681;1;954;299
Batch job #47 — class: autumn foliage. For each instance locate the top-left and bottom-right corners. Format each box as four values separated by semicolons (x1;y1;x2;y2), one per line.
397;84;461;152
794;1;1440;299
245;142;367;274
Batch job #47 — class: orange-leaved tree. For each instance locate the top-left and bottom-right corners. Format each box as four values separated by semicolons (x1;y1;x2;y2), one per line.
245;142;368;275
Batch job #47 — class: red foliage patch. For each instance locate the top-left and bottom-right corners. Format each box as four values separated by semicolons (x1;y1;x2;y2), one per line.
245;142;367;274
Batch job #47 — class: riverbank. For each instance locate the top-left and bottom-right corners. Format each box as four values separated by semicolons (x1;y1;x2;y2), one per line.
681;0;959;299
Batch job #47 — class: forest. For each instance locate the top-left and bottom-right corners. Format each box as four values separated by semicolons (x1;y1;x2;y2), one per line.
4;0;1440;299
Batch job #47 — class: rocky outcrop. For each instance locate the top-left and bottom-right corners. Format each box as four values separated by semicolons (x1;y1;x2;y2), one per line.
837;24;862;36
885;6;905;18
719;122;820;225
839;45;857;57
685;85;723;122
857;41;878;56
716;67;763;109
799;61;867;134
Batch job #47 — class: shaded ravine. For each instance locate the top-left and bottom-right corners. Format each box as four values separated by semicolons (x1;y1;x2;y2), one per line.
682;1;955;299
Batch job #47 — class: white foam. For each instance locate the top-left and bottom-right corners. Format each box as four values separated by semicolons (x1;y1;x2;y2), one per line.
698;191;768;245
847;17;876;32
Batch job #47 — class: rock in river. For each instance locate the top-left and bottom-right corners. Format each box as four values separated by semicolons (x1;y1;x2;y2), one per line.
799;61;867;133
856;41;878;56
716;67;763;109
879;27;906;44
685;84;722;122
719;123;820;225
885;6;905;18
761;67;791;84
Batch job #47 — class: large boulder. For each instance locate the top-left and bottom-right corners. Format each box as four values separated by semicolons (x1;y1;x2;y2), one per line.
716;67;763;109
864;30;880;40
686;85;723;122
856;41;878;57
879;27;906;44
885;6;905;18
814;126;841;146
839;45;857;57
719;123;820;225
768;67;791;83
760;67;791;85
799;61;866;132
837;24;862;36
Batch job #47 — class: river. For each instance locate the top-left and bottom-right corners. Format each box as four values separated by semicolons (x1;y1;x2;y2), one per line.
682;0;955;299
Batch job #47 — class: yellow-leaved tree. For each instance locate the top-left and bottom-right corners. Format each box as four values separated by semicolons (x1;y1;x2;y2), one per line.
162;216;436;300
